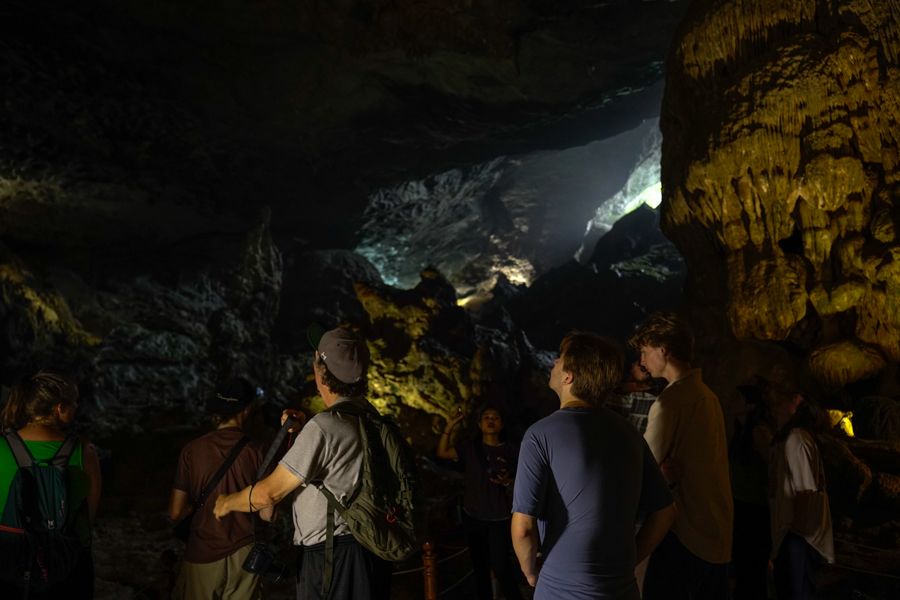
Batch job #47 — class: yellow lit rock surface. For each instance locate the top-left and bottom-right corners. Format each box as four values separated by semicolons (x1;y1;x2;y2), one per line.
352;274;475;421
662;0;900;385
0;244;100;351
809;340;887;389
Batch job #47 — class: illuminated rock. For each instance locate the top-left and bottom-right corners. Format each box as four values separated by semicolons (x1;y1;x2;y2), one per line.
661;0;900;386
809;341;887;389
0;242;100;370
353;267;476;419
328;265;557;450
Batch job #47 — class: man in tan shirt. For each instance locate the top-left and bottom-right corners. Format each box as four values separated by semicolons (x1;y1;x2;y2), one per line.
629;312;733;600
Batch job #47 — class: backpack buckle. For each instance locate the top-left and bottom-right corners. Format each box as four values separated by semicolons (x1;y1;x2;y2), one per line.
385;506;398;524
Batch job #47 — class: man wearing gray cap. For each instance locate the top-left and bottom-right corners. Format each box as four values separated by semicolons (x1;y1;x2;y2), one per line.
214;327;392;600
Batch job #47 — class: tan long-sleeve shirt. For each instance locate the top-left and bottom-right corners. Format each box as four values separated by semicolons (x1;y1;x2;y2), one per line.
644;369;734;564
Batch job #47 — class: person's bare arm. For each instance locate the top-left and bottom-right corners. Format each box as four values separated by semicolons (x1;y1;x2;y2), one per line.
635;503;677;563
511;512;541;587
436;413;464;460
82;439;102;524
168;488;191;522
213;465;302;519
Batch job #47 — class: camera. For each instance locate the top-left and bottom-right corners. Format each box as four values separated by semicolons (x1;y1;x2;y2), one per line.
242;542;288;583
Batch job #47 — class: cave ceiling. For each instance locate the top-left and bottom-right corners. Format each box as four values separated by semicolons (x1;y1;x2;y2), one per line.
1;0;687;252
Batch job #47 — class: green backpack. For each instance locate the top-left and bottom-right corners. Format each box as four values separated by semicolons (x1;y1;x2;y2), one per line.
317;400;422;594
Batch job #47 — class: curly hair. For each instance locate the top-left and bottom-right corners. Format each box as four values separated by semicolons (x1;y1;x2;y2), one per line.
315;355;368;398
627;311;694;363
560;332;624;408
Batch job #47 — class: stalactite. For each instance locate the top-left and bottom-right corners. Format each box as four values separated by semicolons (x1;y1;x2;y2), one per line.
662;0;900;386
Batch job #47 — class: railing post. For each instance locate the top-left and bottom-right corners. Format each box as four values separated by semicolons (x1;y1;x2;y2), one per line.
422;541;438;600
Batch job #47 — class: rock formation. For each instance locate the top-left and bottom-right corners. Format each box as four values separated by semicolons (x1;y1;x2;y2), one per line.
661;0;900;392
663;0;900;557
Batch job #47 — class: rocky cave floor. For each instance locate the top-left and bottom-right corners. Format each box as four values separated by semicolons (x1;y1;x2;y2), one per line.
88;428;899;600
90;494;899;600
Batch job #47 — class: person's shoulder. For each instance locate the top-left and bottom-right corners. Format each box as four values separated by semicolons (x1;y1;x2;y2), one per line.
599;407;645;443
785;427;815;449
523;411;570;439
304;413;331;432
305;411;350;441
599;405;639;428
182;429;214;451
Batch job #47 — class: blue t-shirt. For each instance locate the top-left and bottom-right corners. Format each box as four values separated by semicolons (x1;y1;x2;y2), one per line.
512;407;673;600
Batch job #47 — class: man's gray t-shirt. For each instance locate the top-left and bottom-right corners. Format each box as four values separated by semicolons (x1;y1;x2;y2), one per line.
279;398;365;546
512;407;672;600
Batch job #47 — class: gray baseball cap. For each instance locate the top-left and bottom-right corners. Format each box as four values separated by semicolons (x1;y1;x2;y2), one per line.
316;327;370;384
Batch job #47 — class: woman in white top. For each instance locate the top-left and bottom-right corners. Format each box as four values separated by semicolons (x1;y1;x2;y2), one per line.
767;373;834;600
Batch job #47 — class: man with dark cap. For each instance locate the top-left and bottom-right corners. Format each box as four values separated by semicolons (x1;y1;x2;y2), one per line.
169;377;268;600
214;327;392;600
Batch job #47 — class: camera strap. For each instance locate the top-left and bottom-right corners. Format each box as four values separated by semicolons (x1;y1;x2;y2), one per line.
255;416;301;480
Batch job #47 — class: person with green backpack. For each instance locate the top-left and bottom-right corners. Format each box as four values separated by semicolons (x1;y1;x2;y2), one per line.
0;371;102;600
214;327;420;600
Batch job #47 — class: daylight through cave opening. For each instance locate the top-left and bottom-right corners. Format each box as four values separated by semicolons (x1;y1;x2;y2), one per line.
355;117;669;300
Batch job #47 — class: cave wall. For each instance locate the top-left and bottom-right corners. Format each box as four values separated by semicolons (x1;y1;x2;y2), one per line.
661;0;900;391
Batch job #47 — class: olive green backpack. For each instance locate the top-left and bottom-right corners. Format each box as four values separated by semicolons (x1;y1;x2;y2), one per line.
317;401;422;595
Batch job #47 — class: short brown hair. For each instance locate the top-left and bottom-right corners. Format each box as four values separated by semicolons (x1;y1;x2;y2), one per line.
628;312;694;363
560;332;624;407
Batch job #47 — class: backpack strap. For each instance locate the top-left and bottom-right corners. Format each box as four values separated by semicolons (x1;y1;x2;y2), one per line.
50;435;79;470
318;399;372;598
323;499;335;598
3;431;78;470
3;430;35;469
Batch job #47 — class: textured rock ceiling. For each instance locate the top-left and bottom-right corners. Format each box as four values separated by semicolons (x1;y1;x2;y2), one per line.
0;0;686;250
661;0;900;389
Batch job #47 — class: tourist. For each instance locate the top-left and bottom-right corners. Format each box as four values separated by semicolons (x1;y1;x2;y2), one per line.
511;331;675;599
629;312;733;600
436;405;522;600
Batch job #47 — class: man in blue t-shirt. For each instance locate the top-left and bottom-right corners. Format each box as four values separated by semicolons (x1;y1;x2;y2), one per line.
511;332;676;600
